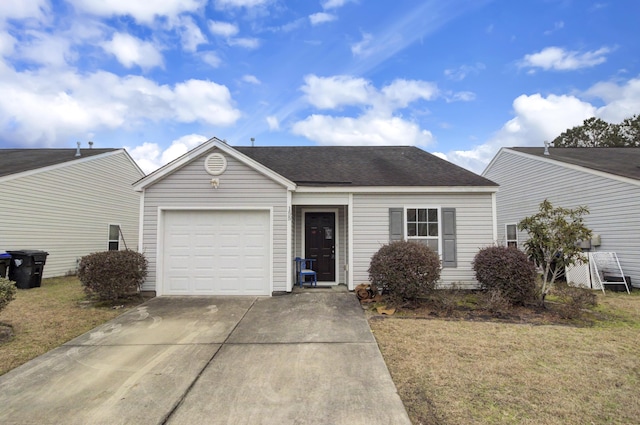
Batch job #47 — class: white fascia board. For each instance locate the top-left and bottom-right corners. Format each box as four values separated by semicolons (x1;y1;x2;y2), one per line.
502;148;640;188
0;149;128;184
133;138;296;192
294;185;499;194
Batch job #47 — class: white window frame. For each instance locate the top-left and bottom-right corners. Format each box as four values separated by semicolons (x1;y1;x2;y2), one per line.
405;206;442;255
505;223;518;248
108;224;121;251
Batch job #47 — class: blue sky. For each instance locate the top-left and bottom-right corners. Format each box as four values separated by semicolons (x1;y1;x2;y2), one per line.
1;0;639;174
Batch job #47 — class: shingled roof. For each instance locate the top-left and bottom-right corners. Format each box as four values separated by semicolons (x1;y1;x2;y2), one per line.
0;148;117;178
235;146;497;187
510;147;640;181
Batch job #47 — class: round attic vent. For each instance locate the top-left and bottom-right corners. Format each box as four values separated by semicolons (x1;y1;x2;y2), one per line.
204;153;227;175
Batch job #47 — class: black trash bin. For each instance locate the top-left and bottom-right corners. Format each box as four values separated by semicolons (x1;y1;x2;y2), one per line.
7;250;49;289
0;252;10;278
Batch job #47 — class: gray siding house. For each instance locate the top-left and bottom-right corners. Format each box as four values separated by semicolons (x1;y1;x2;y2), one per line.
483;147;640;288
0;148;145;277
134;138;498;296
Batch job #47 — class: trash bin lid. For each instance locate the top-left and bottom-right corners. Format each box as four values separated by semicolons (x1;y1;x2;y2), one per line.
0;252;10;259
6;250;49;257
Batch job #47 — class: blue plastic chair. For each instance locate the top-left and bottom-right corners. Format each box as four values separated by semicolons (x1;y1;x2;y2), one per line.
295;257;317;287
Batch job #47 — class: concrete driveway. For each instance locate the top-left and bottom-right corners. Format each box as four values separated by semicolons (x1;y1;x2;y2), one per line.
0;292;411;425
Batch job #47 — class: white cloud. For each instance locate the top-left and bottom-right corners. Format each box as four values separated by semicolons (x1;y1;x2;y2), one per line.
309;12;336;26
178;16;207;52
214;0;270;8
519;46;611;71
292;112;434;147
587;77;640;122
321;0;350;9
200;51;222;67
444;63;486;81
0;66;240;147
227;37;260;49
444;93;597;173
173;79;241;125
445;91;476;102
301;74;372;109
127;134;209;174
0;31;16;56
242;74;261;84
67;0;205;24
208;20;239;37
14;31;74;67
102;32;163;70
381;79;438;108
544;21;564;35
350;32;373;57
266;115;279;130
0;0;49;22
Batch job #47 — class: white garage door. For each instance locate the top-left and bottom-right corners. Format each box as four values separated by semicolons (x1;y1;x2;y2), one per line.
162;210;270;295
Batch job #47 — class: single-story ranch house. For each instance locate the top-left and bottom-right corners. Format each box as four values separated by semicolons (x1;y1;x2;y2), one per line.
134;138;498;296
0;147;145;278
482;146;640;288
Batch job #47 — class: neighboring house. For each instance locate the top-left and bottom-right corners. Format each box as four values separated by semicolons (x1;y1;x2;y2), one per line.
483;147;640;288
134;138;498;296
0;147;145;278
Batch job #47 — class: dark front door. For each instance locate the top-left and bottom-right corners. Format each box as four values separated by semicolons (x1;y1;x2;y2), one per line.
305;212;335;282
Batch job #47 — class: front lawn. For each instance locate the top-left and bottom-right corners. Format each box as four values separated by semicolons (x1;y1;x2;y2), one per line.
370;291;640;425
0;276;145;376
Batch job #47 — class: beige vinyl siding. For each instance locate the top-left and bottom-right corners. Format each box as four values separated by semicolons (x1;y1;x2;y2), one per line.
142;150;288;292
484;149;640;287
351;193;495;288
0;151;143;277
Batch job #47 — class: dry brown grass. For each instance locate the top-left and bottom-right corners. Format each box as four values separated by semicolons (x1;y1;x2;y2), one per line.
370;291;640;425
0;276;145;376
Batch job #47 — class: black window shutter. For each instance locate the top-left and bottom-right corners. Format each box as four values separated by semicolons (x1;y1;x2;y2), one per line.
389;208;404;242
442;208;457;268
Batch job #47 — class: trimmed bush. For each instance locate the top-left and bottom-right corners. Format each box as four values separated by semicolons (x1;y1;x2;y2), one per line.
78;250;148;301
368;241;441;303
0;277;17;313
473;246;537;306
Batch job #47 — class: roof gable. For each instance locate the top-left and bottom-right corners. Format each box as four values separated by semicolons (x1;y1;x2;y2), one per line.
508;147;640;181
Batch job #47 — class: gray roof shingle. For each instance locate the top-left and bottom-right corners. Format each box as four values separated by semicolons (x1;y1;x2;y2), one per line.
0;149;117;178
235;146;497;187
510;147;640;181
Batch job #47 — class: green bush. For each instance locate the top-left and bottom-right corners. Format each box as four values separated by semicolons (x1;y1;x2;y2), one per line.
0;277;17;312
368;241;441;303
473;246;537;306
78;250;148;301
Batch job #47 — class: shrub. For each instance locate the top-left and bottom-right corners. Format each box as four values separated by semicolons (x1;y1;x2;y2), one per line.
0;277;17;313
473;246;537;306
78;250;148;301
551;282;598;319
368;241;441;303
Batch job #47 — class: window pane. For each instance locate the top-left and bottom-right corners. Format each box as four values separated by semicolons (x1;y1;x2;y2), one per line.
418;208;427;221
506;224;517;240
109;225;119;240
407;223;417;236
428;209;438;222
108;241;119;251
407;209;416;222
418;223;428;236
507;241;518;248
428;223;439;237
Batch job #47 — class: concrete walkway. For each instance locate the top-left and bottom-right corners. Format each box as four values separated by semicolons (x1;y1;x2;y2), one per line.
0;292;411;425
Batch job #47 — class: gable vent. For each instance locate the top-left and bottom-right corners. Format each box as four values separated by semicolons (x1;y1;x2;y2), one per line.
204;153;227;176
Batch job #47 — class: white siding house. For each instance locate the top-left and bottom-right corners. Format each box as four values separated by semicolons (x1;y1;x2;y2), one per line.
135;138;499;296
0;148;145;278
483;147;640;288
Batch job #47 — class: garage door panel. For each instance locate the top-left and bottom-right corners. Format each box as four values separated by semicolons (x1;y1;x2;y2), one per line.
162;210;270;296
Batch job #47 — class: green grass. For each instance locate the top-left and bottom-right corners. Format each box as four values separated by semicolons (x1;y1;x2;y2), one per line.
0;276;144;376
